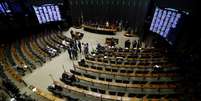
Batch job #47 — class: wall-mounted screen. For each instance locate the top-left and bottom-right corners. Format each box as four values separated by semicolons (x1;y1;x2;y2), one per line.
33;4;62;24
0;2;11;15
150;7;188;45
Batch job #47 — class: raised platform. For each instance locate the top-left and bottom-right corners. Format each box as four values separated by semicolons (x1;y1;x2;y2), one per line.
82;24;117;35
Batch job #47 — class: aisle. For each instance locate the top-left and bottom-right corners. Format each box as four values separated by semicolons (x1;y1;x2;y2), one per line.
23;50;74;92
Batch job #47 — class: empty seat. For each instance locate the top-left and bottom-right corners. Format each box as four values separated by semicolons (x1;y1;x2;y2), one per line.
128;93;136;97
91;88;98;92
120;70;126;73
99;77;105;81
105;68;111;72
97;67;102;70
116;80;122;83
112;69;118;72
106;78;112;82
123;80;129;84
117;92;125;96
98;89;106;94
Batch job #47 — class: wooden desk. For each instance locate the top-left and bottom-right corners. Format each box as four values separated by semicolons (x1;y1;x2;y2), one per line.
85;59;175;68
82;24;117;35
75;65;177;78
86;54;168;64
53;81;138;101
30;85;64;101
53;81;171;101
75;75;176;89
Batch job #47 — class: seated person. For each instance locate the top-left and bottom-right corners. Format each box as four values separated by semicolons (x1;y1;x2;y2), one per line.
69;74;76;82
111;38;116;46
61;72;76;85
79;59;85;65
62;72;69;79
61;73;71;84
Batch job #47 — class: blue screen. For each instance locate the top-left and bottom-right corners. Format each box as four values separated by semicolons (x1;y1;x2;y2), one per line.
149;7;187;45
33;4;62;24
0;2;11;15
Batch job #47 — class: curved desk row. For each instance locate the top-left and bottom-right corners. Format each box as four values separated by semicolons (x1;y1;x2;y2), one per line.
72;71;177;89
53;81;174;101
85;59;175;68
74;65;177;78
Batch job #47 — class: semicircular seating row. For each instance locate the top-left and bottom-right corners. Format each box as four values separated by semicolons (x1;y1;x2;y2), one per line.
1;32;72;82
48;46;181;101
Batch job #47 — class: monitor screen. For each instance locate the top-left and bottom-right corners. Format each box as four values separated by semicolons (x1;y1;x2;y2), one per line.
0;2;11;15
33;4;62;24
150;7;188;45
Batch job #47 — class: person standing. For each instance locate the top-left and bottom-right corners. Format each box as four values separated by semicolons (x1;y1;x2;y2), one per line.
70;30;74;39
73;40;78;51
132;40;137;48
83;43;89;55
67;46;72;59
136;40;141;49
125;40;127;48
125;40;131;48
127;40;131;48
69;41;73;48
71;46;75;60
78;40;82;53
111;38;116;47
86;43;89;54
74;48;78;60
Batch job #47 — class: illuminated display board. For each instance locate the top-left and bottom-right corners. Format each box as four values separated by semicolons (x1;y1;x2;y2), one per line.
150;7;188;44
33;4;62;24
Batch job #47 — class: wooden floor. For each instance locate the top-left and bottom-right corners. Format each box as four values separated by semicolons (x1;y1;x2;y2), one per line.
22;27;141;99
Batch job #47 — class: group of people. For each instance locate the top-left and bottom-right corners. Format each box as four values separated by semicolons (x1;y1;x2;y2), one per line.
66;39;89;60
124;40;142;49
